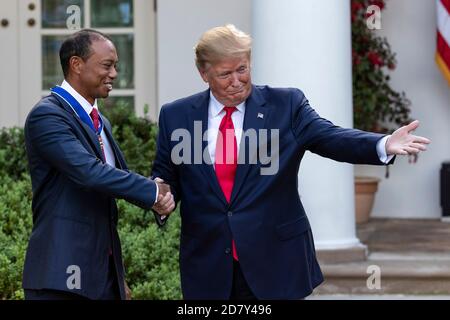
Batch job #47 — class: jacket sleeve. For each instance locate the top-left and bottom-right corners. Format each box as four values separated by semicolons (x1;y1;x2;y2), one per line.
290;89;393;165
151;105;181;226
25;105;157;210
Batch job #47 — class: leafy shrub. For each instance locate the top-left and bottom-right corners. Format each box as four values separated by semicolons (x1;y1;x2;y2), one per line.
0;128;28;181
351;0;412;133
0;175;32;299
118;201;181;299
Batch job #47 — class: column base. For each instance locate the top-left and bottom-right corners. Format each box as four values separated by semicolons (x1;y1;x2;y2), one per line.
316;243;368;264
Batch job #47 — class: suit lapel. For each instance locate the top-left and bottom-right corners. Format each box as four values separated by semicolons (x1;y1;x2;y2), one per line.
52;94;105;161
230;86;268;204
189;90;228;206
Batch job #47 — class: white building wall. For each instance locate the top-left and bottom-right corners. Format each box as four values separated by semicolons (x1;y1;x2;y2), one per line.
156;0;251;107
355;0;450;219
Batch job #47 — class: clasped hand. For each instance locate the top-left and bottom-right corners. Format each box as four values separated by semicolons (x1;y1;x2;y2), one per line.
152;177;175;216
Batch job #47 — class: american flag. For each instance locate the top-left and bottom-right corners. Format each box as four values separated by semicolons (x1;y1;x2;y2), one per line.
437;0;450;86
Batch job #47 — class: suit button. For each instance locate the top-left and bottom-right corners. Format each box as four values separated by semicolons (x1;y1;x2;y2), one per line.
225;248;231;254
227;211;233;217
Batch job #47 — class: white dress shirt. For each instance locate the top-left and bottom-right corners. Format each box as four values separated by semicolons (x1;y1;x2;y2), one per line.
207;92;245;165
206;91;393;166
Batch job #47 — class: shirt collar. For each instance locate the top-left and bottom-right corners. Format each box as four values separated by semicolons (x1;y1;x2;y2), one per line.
209;91;245;118
61;80;98;115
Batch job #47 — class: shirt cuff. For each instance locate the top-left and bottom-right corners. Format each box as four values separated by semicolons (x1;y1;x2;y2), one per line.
153;181;159;205
376;135;395;164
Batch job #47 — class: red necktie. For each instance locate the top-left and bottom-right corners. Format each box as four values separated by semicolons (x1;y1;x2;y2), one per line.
90;108;111;256
215;106;239;260
91;108;112;255
90;108;106;162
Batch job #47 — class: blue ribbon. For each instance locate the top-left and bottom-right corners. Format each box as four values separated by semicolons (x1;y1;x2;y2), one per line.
51;86;103;135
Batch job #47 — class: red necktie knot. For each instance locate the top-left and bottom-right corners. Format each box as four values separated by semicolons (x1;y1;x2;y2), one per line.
220;107;237;131
223;106;237;115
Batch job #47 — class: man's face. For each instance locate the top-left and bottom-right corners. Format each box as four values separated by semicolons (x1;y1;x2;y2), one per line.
76;39;118;103
200;55;252;106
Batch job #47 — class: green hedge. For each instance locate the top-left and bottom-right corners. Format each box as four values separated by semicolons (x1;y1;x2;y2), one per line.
0;104;182;299
0;128;27;181
0;175;32;300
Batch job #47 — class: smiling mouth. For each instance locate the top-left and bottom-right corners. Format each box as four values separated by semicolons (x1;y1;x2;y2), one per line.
104;83;113;90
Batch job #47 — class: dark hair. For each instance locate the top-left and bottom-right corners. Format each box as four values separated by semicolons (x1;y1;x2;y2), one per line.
59;29;112;77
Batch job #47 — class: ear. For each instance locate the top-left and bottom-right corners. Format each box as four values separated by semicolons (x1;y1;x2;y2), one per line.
69;56;84;76
199;68;209;83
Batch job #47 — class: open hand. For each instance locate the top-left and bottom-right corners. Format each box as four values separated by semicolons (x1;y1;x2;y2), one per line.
386;120;431;156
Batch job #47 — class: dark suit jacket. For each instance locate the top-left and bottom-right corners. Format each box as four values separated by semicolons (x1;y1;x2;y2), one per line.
152;85;391;299
22;94;157;299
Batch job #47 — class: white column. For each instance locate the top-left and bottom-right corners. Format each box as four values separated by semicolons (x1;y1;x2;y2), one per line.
252;0;365;254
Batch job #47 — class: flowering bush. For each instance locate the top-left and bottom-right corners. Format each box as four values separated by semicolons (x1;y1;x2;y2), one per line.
351;0;412;133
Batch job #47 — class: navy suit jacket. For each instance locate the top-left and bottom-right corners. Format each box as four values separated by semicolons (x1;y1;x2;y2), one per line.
23;94;157;299
152;85;391;299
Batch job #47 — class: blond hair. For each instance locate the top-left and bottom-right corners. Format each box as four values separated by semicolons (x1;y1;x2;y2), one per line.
194;24;252;71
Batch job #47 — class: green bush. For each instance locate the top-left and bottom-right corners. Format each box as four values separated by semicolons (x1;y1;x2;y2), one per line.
0;175;32;300
0;104;181;300
118;201;181;299
351;0;412;133
0;128;28;181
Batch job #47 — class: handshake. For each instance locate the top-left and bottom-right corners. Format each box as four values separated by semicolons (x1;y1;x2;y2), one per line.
152;177;175;216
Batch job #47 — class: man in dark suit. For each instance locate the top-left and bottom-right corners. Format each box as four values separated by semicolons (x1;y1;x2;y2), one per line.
152;24;430;299
23;29;174;300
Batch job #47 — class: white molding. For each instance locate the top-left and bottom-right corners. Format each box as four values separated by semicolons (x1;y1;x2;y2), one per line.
84;0;91;28
0;0;20;127
134;0;157;120
18;0;41;126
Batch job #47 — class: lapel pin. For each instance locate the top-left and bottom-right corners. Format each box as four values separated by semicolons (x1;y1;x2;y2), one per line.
257;113;264;119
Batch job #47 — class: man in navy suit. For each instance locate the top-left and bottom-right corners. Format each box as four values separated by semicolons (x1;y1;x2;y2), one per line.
23;29;175;300
152;25;430;299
